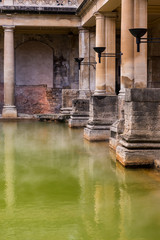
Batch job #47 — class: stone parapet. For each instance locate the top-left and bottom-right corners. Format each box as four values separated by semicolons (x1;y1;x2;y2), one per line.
2;0;78;8
116;88;160;167
84;95;118;141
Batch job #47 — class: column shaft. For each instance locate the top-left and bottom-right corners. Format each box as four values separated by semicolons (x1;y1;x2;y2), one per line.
105;13;116;95
2;26;17;118
79;27;90;90
89;31;96;91
120;0;134;92
94;12;106;95
134;0;148;88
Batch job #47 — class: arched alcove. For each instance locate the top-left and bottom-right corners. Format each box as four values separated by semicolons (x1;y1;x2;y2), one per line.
16;41;53;88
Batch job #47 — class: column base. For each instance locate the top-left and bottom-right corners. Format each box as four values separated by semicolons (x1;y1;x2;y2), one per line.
93;90;106;96
60;107;72;115
79;90;92;99
83;95;118;141
84;125;110;141
68;98;90;128
68;116;89;128
116;145;156;167
2;105;17;118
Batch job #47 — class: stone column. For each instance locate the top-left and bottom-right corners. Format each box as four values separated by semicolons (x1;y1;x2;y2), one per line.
120;0;134;93
94;12;106;95
79;27;90;91
68;28;91;128
104;13;116;95
2;25;17;118
4;0;14;6
89;31;96;91
109;0;134;148
134;0;148;88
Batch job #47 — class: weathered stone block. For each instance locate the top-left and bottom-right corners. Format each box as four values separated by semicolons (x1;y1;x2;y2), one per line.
62;89;79;108
116;145;155;167
68;98;89;128
69;118;89;128
72;98;89;113
84;95;118;141
125;88;160;102
2;106;17;118
109;118;125;150
90;95;118;123
117;88;160;167
84;127;110;141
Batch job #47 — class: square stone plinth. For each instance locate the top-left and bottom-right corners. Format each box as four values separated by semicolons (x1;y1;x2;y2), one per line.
68;117;89;128
68;98;89;128
83;95;118;141
84;126;110;141
116;145;158;167
2;106;17;118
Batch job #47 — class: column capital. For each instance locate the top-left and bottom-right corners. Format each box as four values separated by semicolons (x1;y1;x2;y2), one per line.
78;27;89;33
94;12;105;20
104;12;117;18
3;25;15;32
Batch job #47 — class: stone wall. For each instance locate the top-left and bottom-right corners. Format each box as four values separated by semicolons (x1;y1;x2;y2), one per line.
148;22;160;88
16;41;54;88
0;32;79;115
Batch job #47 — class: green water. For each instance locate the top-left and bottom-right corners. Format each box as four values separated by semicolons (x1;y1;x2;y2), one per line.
0;121;160;240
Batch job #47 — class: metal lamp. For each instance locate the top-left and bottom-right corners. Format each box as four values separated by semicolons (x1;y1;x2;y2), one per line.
129;28;147;52
75;58;96;70
75;58;84;70
93;47;106;63
129;28;160;52
93;47;123;63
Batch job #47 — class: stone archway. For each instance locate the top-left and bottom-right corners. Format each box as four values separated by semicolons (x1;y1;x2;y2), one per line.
16;40;53;87
15;41;54;114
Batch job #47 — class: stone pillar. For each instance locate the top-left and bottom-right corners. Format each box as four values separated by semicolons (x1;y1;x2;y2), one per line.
84;13;118;141
4;0;14;6
120;0;134;93
68;28;92;128
94;12;106;95
89;31;96;91
79;27;90;92
134;0;148;88
109;0;134;149
104;13;116;95
2;26;17;118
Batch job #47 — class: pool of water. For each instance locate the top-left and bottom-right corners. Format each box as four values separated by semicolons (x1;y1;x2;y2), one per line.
0;121;160;240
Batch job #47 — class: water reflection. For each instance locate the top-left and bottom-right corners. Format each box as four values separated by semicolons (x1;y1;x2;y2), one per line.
0;122;160;240
3;122;17;211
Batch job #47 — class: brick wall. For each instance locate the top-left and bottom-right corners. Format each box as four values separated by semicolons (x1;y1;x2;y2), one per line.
0;84;62;115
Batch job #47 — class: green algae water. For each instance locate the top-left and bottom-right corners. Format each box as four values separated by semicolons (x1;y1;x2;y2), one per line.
0;121;160;240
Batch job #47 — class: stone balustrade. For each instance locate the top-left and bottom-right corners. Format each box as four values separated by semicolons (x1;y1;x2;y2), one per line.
1;0;78;7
